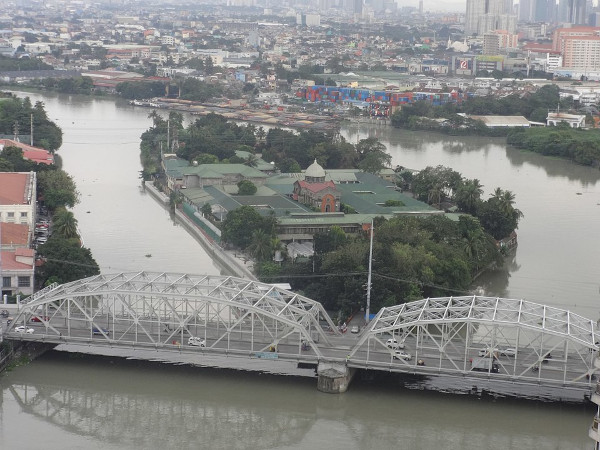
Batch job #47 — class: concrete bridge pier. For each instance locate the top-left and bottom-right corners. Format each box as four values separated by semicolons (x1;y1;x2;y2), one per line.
317;362;356;394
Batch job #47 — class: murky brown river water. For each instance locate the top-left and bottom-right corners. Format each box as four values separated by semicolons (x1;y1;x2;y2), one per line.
1;92;598;449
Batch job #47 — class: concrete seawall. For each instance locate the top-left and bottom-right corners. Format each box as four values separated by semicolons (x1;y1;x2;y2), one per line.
143;182;256;280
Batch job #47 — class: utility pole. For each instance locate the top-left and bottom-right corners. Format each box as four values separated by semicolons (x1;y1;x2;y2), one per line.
167;119;170;152
365;219;374;324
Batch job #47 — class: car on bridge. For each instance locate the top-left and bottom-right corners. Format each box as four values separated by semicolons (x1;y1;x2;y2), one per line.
393;350;412;361
478;347;517;357
188;337;206;347
31;316;50;323
92;327;109;335
386;338;405;349
15;326;34;334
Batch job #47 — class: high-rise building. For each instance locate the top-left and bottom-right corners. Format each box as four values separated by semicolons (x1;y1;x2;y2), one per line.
568;0;587;24
552;26;600;71
558;0;587;23
519;0;534;22
465;0;516;36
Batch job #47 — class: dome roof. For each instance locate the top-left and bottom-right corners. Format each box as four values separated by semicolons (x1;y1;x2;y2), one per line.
305;159;326;179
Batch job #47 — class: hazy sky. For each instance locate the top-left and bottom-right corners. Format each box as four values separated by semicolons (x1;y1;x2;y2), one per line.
395;0;466;12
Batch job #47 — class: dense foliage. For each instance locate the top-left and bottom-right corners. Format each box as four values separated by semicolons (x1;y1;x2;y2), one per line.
272;215;500;315
507;126;600;167
391;85;574;136
0;55;52;71
178;78;224;102
0;96;62;150
410;165;522;240
37;169;79;210
221;206;276;250
36;236;100;286
40;76;94;95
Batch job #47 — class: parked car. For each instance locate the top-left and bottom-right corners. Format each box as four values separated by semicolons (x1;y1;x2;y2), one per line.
393;350;412;361
15;326;34;334
188;337;206;347
350;325;359;334
386;338;405;349
92;327;109;335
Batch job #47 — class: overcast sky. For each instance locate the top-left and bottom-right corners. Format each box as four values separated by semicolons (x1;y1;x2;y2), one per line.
395;0;467;12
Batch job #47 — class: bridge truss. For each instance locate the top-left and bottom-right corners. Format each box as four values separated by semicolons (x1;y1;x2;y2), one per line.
349;296;599;389
5;272;339;360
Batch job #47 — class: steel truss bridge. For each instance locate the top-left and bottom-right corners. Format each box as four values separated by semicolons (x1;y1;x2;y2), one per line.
3;272;599;394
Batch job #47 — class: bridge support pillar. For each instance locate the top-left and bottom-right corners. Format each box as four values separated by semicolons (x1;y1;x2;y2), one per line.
317;362;356;394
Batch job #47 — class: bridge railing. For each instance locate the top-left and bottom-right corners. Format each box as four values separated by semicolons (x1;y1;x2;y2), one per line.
20;282;59;305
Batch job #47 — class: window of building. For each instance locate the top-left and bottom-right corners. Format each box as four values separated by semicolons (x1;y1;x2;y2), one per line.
2;277;11;288
21;212;27;218
18;276;30;288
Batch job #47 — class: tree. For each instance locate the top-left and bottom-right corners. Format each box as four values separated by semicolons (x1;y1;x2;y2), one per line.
455;178;483;214
246;229;273;261
244;154;259;167
36;237;100;285
37;169;79;211
201;203;212;217
221;206;271;249
237;180;257;195
357;150;391;174
52;208;79;240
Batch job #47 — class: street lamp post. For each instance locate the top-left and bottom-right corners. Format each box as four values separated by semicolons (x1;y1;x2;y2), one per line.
365;219;374;324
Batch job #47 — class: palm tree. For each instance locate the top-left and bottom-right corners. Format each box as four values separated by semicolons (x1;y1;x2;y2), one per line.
244;154;259;168
456;179;483;213
491;188;523;221
246;229;273;261
462;229;486;271
53;208;79;240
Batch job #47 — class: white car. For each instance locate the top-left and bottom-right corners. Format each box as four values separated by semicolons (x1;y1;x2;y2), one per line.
478;348;498;357
350;325;359;334
386;338;405;349
15;326;34;334
188;337;206;347
500;348;517;357
393;350;412;361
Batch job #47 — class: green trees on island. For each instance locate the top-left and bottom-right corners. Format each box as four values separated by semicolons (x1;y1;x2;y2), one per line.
138;111;395;177
409;165;522;241
274;214;500;316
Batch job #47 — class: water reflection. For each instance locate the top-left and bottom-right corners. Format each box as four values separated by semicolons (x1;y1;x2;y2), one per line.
342;124;600;187
505;145;600;186
0;353;593;450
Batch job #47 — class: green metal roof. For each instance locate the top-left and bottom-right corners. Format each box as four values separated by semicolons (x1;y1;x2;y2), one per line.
181;163;268;178
337;172;437;215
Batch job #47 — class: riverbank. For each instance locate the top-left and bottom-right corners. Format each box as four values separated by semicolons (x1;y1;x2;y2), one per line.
132;97;340;131
143;181;256;280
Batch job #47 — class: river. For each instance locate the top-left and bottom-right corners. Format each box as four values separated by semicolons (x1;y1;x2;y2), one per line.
1;91;597;449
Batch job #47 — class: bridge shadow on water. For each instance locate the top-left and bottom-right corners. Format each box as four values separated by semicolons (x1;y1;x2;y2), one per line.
1;350;594;450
